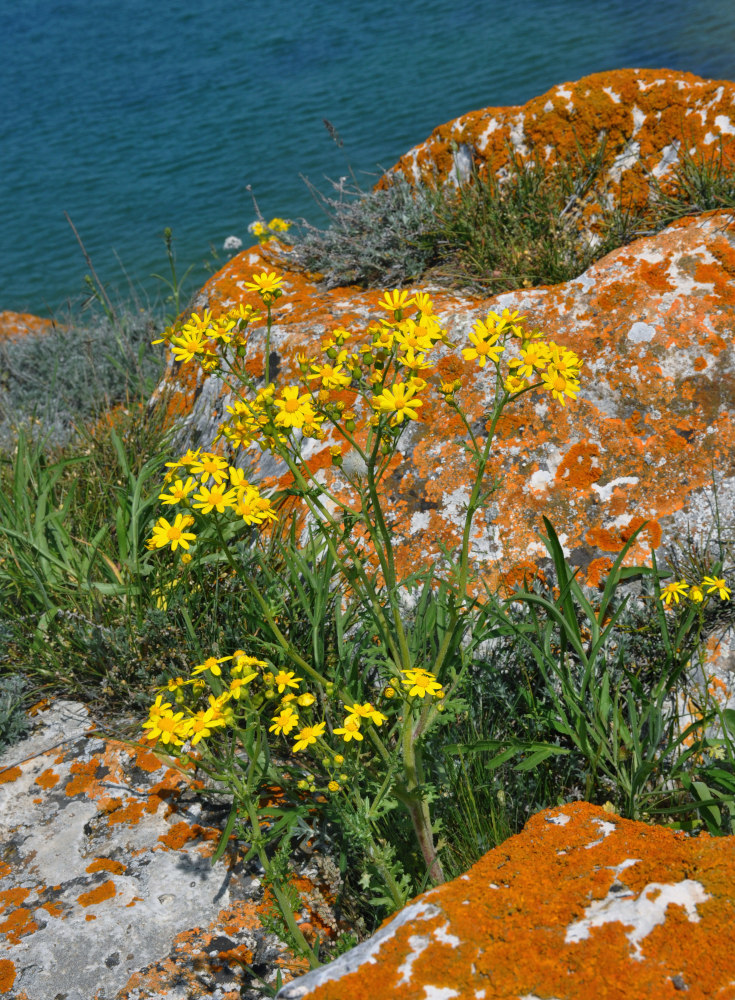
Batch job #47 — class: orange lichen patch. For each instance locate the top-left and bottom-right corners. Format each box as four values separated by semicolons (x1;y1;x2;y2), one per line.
294;801;735;1000
0;862;11;880
555;441;602;490
586;517;662;554
0;887;31;913
28;698;50;715
0;311;56;340
34;768;60;789
129;745;165;773
125;896;144;907
77;880;116;907
85;914;97;921
38;900;65;918
0;907;38;945
65;758;101;796
105;799;146;827
157;820;205;851
86;858;127;875
0;958;16;992
585;556;614;588
0;766;22;784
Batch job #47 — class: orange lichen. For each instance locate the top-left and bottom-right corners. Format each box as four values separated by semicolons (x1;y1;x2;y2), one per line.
585;556;614;588
157;820;204;851
555;441;602;490
65;759;100;796
86;858;127;875
0;907;38;945
38;900;65;918
34;768;60;789
0;766;22;784
77;880;116;907
0;958;16;992
296;802;735;1000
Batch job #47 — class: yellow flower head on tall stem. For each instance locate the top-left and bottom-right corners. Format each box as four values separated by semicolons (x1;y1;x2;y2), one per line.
373;382;423;425
377;290;415;315
293;721;326;752
540;367;580;406
659;581;689;606
462;324;505;368
702;576;732;601
148;514;197;552
334;717;364;742
244;271;283;302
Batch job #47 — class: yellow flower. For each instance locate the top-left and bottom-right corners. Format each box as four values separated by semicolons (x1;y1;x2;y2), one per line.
328;780;340;793
504;374;528;393
229;675;256;699
244;271;283;301
192;483;239;514
192;654;234;677
344;702;387;726
508;342;551;378
373;382;423;424
334;717;363;742
307;362;352;389
228;467;250;489
186;708;226;746
659;581;689;605
189;453;229;483
148;514;197;552
462;324;505;368
412;292;434;315
333;754;345;765
269;706;300;736
689;585;704;603
268;217;292;232
159;477;197;505
142;708;188;747
293;721;326;752
377;290;415;314
236;487;278;526
233;653;268;676
702;576;731;601
171;330;207;363
297;692;316;707
274;670;302;693
540;367;580;406
274;386;315;429
401;668;444;698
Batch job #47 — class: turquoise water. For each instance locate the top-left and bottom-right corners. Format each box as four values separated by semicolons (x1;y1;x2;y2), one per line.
2;0;735;316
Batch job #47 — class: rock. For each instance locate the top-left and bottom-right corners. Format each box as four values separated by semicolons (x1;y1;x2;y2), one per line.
0;311;56;340
0;700;338;999
384;67;735;231
150;209;735;598
277;800;735;1000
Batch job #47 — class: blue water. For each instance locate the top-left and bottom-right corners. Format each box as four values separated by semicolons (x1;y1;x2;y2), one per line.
2;0;735;317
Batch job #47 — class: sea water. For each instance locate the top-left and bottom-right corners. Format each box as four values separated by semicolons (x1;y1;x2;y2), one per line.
2;0;735;316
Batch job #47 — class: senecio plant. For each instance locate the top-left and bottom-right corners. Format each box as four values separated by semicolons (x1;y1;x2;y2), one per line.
140;273;731;961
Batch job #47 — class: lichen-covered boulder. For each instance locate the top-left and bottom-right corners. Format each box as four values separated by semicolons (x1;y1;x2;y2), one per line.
277;800;735;1000
384;67;735;230
0;700;337;999
0;311;56;340
151;209;735;594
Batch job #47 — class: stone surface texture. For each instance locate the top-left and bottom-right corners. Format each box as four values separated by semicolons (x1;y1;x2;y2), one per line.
0;700;337;999
383;67;735;232
0;311;56;340
277;801;735;1000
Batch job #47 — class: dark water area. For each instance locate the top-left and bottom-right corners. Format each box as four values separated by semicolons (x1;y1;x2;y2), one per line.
2;0;735;316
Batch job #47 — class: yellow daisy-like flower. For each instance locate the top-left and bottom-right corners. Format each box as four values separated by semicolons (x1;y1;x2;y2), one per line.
236;487;278;526
146;694;173;719
192;483;239;514
159;477;197;506
412;292;434;315
462;325;505;368
344;702;388;726
377;290;415;314
297;692;316;707
307;361;352;389
274;386;315;429
228;674;257;699
228;467;250;489
334;717;364;742
192;654;234;678
189;453;229;483
269;706;300;736
232;652;268;675
689;585;705;603
540;367;580;406
373;382;423;424
328;780;340;792
702;576;732;601
659;581;689;605
401;668;444;699
186;708;226;746
171;330;207;363
293;721;326;752
244;271;283;301
546;341;582;378
148;514;197;552
508;342;551;379
504;374;528;393
274;670;302;693
142;708;188;747
395;320;435;355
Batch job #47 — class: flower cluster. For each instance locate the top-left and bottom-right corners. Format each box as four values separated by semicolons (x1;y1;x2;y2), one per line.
166;305;261;372
146;450;277;553
248;217;292;244
659;575;732;606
